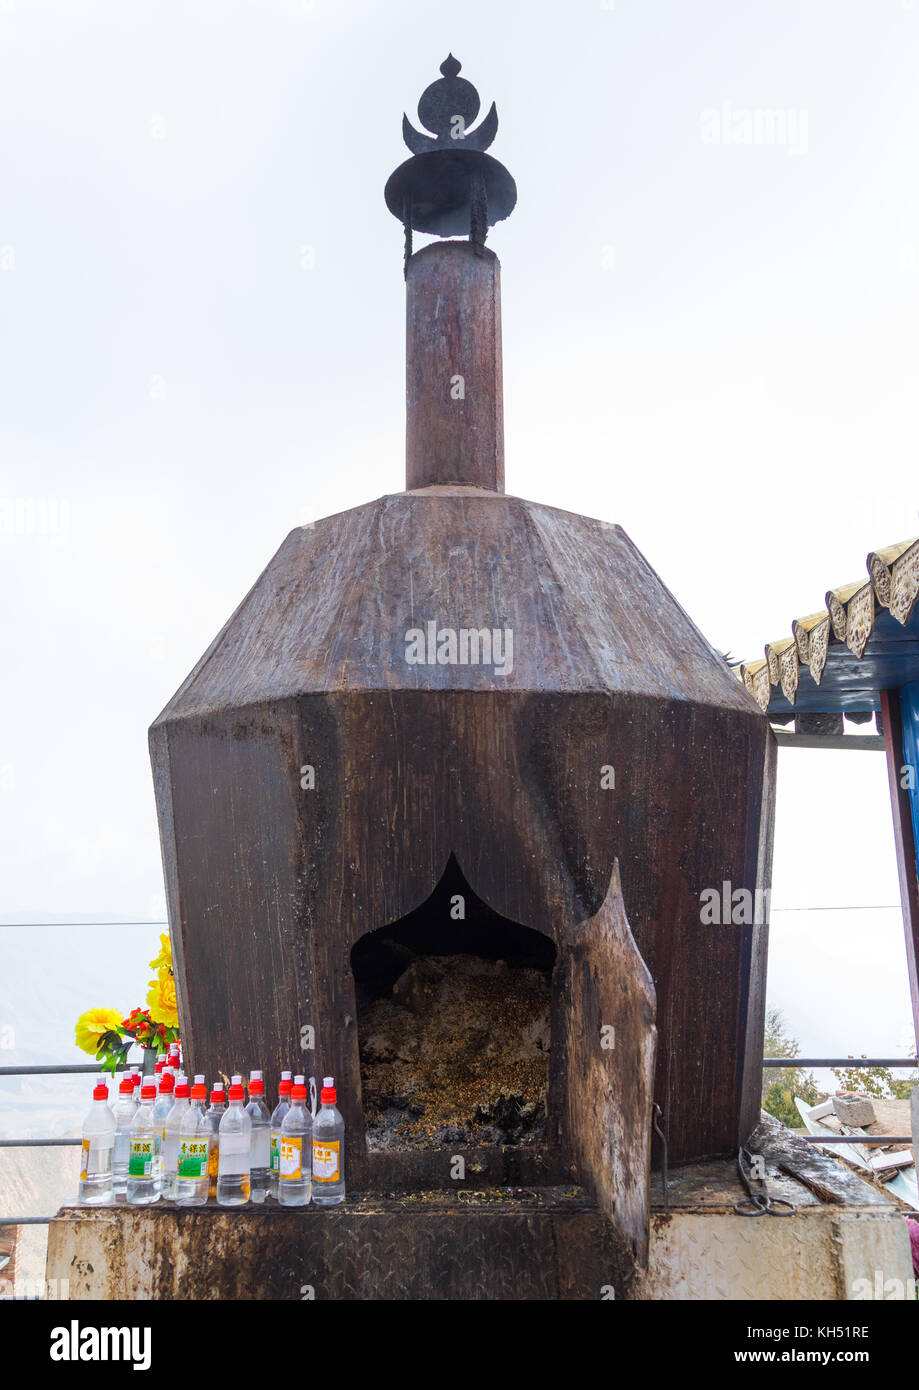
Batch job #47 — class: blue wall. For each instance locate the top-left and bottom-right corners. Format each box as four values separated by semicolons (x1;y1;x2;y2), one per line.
901;681;919;882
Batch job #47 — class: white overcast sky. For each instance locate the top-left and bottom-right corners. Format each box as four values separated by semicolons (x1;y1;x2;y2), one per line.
1;0;917;1068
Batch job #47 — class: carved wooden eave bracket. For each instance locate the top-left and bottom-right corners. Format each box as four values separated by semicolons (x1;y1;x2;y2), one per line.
738;535;919;712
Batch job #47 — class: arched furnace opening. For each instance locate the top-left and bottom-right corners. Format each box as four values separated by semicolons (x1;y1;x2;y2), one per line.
350;854;557;1152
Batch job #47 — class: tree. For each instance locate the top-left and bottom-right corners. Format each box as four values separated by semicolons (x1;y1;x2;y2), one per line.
762;1006;821;1128
831;1057;918;1101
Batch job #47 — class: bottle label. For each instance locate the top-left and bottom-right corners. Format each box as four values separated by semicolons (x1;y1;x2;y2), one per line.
251;1128;270;1168
128;1137;155;1177
217;1132;250;1177
312;1139;340;1182
279;1136;303;1180
178;1138;209;1178
79;1135;114;1181
270;1131;281;1172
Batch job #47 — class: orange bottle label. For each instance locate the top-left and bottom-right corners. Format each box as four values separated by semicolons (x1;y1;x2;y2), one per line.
312;1140;340;1182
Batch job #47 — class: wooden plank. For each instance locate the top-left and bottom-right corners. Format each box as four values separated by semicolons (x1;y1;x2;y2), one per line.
748;1113;893;1207
565;859;656;1265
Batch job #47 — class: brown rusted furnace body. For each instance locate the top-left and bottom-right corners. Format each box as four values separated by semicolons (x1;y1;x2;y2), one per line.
150;237;773;1298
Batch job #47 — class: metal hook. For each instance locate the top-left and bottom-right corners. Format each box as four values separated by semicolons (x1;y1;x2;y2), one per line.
735;1145;796;1217
653;1103;669;1211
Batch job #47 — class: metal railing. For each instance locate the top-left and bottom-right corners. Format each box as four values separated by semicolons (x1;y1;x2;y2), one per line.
0;1059;140;1227
1;1054;916;1228
762;1057;918;1068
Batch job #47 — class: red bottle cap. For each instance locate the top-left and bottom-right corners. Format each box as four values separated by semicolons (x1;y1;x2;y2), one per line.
228;1083;244;1101
210;1088;225;1104
93;1084;108;1101
118;1078;134;1095
249;1078;264;1095
141;1084;156;1100
279;1079;292;1096
158;1073;174;1095
175;1082;190;1098
321;1085;336;1105
291;1083;307;1101
191;1083;207;1101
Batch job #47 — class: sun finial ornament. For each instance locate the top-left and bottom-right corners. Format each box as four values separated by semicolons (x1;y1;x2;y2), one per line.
384;55;517;274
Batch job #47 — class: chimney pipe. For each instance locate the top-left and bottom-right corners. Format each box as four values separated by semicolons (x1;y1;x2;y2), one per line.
405;241;504;493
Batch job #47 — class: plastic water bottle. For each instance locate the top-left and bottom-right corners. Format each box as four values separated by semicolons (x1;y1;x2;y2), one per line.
78;1081;115;1205
111;1076;137;1195
268;1072;293;1199
126;1084;160;1205
162;1076;191;1200
151;1071;175;1194
312;1077;345;1206
203;1085;226;1199
176;1083;210;1206
278;1081;312;1206
246;1071;271;1204
217;1082;251;1206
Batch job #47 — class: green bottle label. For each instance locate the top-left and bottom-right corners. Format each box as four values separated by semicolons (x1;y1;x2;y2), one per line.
178;1138;209;1178
128;1137;154;1177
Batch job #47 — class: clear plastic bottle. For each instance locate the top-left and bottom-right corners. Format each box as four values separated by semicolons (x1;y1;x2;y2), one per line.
312;1077;345;1206
151;1071;175;1195
111;1076;138;1195
126;1083;160;1204
78;1081;115;1205
217;1082;251;1206
176;1083;210;1206
268;1071;293;1199
203;1085;226;1199
279;1081;312;1206
162;1076;191;1200
246;1071;271;1204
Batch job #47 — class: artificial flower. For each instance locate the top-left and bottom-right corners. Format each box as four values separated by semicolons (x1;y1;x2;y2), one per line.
148;933;173;975
74;1007;125;1056
146;972;178;1029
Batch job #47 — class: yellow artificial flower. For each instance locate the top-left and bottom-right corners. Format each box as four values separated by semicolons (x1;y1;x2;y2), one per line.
146;970;179;1029
75;1007;124;1056
148;933;173;975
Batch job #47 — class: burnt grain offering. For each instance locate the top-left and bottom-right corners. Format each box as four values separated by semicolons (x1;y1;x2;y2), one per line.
359;954;550;1150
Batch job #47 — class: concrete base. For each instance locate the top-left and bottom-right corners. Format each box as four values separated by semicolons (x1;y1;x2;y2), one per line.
636;1208;914;1301
46;1188;629;1301
46;1177;915;1301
